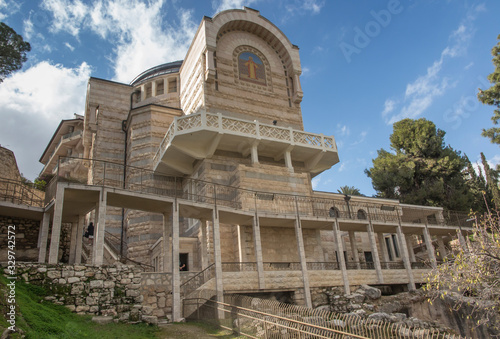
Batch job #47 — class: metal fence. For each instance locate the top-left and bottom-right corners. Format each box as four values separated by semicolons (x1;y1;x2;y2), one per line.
0;178;44;207
47;157;471;229
184;293;463;339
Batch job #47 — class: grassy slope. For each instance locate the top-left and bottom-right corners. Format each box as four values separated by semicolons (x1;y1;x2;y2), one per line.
0;274;158;338
0;273;242;339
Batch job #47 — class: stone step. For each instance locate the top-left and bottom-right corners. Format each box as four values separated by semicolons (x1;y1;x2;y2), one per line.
157;316;171;327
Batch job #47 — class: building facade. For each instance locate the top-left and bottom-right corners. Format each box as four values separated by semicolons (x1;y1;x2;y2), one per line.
17;8;472;321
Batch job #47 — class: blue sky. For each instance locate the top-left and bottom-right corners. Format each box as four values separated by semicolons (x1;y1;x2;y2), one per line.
1;0;499;197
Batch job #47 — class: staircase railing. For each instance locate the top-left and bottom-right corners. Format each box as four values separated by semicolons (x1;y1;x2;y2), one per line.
0;178;44;207
103;230;153;270
180;264;215;296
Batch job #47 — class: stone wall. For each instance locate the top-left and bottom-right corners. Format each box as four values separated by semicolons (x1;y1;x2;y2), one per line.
14;263;148;323
140;272;197;320
0;146;21;181
0;216;40;261
12;263;201;324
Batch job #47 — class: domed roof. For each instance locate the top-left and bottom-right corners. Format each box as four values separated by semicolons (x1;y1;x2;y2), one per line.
130;60;183;85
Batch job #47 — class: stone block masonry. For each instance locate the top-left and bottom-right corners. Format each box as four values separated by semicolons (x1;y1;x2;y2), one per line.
13;262;149;323
11;263;199;324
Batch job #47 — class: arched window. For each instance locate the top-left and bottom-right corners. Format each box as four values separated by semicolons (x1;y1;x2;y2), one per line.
357;209;367;220
329;207;340;218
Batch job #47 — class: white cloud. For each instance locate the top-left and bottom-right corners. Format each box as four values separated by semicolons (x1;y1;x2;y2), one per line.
286;0;324;16
311;176;321;189
65;42;75;51
381;99;396;117
23;17;35;40
302;0;324;14
212;0;258;13
351;131;367;146
337;124;350;137
383;6;480;125
42;0;199;83
0;61;91;180
42;0;89;37
0;0;21;20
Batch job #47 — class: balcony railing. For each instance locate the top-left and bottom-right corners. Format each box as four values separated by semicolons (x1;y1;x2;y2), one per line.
153;111;337;171
48;157;472;228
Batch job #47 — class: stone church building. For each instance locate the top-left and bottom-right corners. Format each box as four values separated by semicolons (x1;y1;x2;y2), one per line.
2;8;471;321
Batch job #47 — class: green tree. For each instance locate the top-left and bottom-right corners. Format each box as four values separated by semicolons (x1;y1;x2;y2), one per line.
0;22;31;83
365;118;472;211
463;155;490;213
337;185;363;196
478;35;500;144
480;152;500;210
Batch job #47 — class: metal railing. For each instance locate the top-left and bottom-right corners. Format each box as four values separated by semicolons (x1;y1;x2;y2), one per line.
50;157;472;229
221;262;258;272
180;264;215;296
0;178;45;207
411;261;430;269
379;261;406;270
307;262;340;271
102;230;152;270
184;293;463;339
346;262;376;270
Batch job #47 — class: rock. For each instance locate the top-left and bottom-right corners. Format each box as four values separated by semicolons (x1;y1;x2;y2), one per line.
92;316;113;324
142;315;158;325
347;293;365;304
352;309;367;318
47;270;61;279
326;319;346;328
90;280;103;289
67;277;80;284
314;305;331;312
360;285;382;300
368;312;391;322
390;313;407;323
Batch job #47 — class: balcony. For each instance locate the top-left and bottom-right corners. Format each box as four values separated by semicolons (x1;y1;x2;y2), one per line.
153;111;339;176
40;130;83;176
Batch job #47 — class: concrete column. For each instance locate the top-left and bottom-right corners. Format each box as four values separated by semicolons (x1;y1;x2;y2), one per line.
237;225;246;262
38;212;51;263
48;185;65;264
378;233;390;269
171;202;181;322
200;219;209;269
294;206;312;308
406;236;416;262
284;151;293;172
348;230;360;269
250;143;259;165
74;215;84;264
212;208;225;319
423;224;437;269
366;221;384;283
333;221;350;294
436;236;447;260
151;81;156;97
252;214;265;289
93;189;107;266
396;225;416;291
68;222;78;264
162;212;172;272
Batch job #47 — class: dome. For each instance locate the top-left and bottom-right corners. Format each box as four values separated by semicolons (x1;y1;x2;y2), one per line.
130;60;183;86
